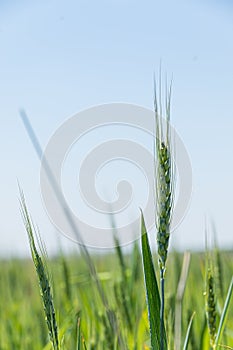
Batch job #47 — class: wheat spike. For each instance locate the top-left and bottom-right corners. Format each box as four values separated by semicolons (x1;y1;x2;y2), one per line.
206;268;217;349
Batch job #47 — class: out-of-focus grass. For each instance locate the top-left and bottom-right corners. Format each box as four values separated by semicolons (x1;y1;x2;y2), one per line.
0;248;232;349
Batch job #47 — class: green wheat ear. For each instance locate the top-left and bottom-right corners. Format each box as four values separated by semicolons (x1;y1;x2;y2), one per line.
205;235;217;350
20;190;60;350
206;267;217;349
156;141;172;271
154;80;174;274
153;76;174;350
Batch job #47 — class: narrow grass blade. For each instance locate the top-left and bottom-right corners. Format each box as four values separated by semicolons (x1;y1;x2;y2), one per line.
183;312;195;350
76;317;81;350
175;251;191;350
141;212;167;350
200;319;209;350
82;336;87;350
215;277;233;348
114;235;127;284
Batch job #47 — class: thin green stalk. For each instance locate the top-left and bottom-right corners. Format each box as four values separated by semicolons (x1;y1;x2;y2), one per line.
160;269;165;350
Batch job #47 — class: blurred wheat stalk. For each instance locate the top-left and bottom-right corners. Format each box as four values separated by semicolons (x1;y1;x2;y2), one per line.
20;190;60;350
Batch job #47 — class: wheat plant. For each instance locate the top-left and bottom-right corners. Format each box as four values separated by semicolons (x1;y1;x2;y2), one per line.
20;190;60;350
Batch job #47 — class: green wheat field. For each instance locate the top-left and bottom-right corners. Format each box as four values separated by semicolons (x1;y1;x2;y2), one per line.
1;239;233;349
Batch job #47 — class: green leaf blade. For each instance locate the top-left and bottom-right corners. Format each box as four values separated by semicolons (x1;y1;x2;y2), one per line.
183;312;195;350
215;276;233;348
141;212;167;350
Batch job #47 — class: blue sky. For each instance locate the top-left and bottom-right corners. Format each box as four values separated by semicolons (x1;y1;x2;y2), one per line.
1;0;233;256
